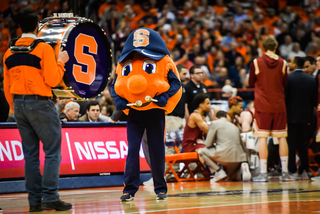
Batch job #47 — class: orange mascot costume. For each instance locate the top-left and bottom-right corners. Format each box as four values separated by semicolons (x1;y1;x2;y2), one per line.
110;28;182;201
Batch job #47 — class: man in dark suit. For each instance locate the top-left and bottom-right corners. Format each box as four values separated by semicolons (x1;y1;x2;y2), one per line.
285;56;317;179
79;100;104;122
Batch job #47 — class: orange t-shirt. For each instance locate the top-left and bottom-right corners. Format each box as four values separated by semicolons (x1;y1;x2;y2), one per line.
3;37;65;113
308;50;320;57
98;3;110;17
207;54;217;73
213;5;226;15
144;23;157;30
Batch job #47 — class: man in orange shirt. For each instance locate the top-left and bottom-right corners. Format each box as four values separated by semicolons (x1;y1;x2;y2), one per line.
3;7;71;212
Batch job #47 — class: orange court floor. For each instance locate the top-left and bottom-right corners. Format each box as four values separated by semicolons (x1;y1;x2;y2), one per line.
1;179;320;213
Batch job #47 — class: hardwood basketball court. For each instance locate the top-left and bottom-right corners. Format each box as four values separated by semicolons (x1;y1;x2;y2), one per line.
1;178;320;213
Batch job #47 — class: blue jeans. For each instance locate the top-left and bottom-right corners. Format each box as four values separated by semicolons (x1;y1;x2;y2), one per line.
14;97;61;205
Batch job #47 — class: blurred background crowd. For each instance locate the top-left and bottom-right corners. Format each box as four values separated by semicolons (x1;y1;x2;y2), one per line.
0;0;318;122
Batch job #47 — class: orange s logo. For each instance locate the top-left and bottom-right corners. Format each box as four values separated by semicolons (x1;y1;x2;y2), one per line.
73;33;98;85
133;29;150;47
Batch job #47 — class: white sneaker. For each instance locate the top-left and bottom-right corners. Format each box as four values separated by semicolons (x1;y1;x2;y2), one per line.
143;178;153;185
211;169;227;182
279;172;297;181
300;171;309;180
311;175;320;181
241;162;251;182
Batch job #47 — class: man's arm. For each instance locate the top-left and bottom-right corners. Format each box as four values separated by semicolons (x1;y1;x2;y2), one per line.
185;103;190;119
248;60;256;87
110;74;129;110
154;69;181;107
283;62;288;87
43;46;67;87
205;124;217;148
3;54;13;113
240;111;252;132
192;113;209;134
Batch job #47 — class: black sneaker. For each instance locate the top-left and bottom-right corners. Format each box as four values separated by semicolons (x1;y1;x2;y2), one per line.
41;200;72;211
120;193;134;202
0;207;2;213
156;192;167;200
29;205;42;212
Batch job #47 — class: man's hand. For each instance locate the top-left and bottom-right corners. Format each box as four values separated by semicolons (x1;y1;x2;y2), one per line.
57;47;69;64
154;93;169;107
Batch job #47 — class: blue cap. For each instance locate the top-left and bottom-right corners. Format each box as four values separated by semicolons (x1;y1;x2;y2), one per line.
118;28;170;63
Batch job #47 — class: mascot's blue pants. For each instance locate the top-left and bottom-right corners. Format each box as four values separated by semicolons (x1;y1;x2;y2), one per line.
123;108;167;196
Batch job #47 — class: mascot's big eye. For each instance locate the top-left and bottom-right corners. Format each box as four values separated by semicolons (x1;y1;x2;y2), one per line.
122;62;132;76
143;60;156;74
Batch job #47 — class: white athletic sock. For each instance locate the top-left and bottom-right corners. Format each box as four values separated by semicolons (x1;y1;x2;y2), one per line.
280;156;288;172
260;159;267;173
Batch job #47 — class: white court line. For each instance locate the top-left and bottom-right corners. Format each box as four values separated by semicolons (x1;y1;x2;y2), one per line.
65;132;75;170
124;199;320;214
58;189;121;196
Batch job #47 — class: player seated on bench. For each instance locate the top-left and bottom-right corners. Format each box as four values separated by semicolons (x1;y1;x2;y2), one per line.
197;110;251;182
182;93;210;156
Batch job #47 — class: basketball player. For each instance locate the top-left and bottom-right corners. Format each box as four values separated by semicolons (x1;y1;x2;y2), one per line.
249;36;294;182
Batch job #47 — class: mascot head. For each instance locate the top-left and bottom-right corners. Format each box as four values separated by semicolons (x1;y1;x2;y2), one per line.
114;28;182;114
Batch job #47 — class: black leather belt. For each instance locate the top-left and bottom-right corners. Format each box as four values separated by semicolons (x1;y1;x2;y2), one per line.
14;95;49;100
168;113;184;118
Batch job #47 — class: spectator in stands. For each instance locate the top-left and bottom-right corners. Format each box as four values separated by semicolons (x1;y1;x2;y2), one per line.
294;29;308;52
182;93;210;154
54;99;69;114
100;1;122;34
79;100;103;122
101;104;114;117
214;50;230;71
282;6;297;26
226;96;243;128
288;42;306;60
276;23;290;47
59;101;80;122
225;41;242;66
249;36;293;182
221;84;237;100
197;110;251;182
303;56;318;76
279;35;293;60
285;56;317;180
228;56;248;87
216;67;229;88
234;5;248;25
213;0;227;16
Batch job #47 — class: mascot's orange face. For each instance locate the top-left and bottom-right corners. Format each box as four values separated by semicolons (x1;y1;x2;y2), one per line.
114;53;182;114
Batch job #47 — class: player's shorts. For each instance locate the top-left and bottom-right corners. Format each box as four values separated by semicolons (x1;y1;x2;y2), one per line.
252;111;287;138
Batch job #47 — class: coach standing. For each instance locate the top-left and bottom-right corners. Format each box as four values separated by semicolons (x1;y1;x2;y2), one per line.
3;7;71;212
286;57;316;179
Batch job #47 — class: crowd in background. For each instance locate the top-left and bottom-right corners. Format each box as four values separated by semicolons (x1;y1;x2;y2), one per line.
0;0;319;122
